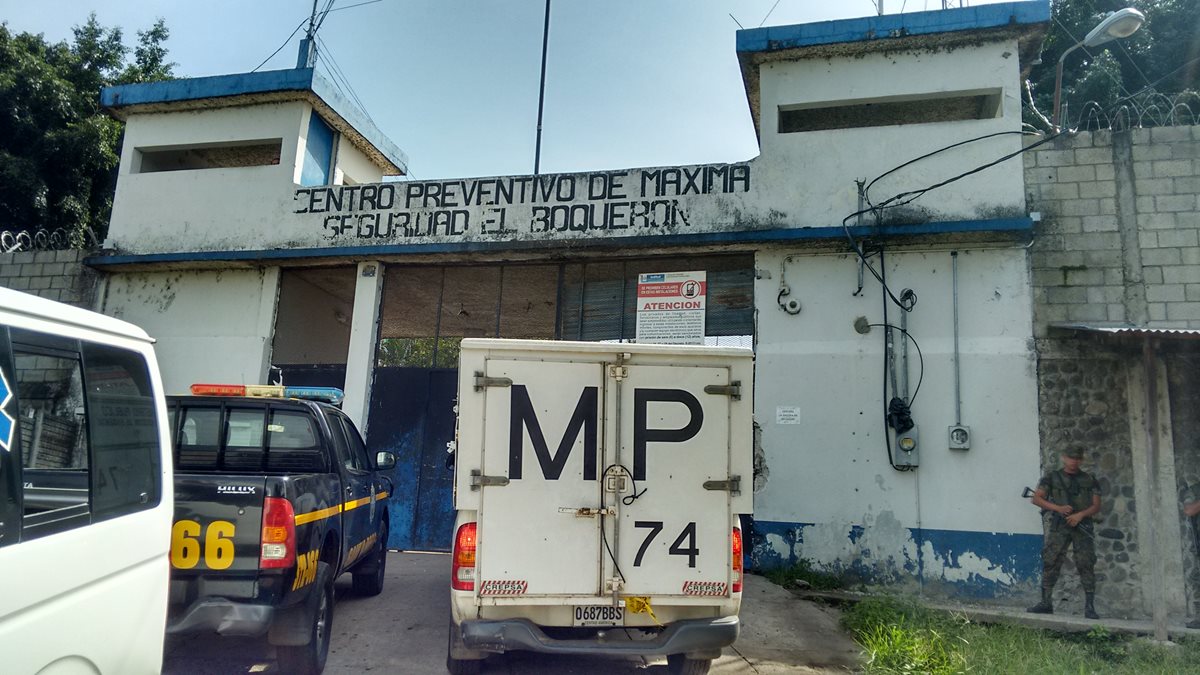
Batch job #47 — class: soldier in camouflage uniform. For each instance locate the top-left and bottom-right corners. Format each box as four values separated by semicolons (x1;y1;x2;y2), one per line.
1027;447;1102;619
1184;484;1200;629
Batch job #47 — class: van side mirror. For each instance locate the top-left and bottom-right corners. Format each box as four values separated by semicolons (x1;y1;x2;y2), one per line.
375;451;396;471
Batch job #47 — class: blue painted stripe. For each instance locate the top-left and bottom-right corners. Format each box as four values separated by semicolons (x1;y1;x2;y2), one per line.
751;519;1041;599
86;217;1032;267
736;1;1050;53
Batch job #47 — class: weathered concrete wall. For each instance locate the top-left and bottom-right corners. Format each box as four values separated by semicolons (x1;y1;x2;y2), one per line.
106;103;307;254
752;39;1026;228
99;269;280;395
0;250;99;309
102;38;1029;257
751;246;1043;599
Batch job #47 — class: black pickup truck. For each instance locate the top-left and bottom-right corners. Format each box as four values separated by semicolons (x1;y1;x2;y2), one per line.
165;389;394;675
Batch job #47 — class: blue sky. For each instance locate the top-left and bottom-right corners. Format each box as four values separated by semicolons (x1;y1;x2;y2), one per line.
1;0;1012;180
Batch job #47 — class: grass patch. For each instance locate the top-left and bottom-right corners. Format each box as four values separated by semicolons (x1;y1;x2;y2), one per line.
841;597;1200;675
762;558;843;591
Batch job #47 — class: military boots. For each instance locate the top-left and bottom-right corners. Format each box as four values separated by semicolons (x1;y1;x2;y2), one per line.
1026;590;1053;614
1084;592;1099;620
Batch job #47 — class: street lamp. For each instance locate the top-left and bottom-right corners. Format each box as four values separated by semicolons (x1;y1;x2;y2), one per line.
1052;7;1146;130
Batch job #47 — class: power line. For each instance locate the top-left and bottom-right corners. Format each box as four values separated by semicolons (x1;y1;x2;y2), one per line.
251;17;309;72
316;36;376;124
759;0;783;27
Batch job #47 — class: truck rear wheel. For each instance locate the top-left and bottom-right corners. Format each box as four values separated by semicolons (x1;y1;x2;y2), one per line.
667;653;713;675
352;523;388;596
446;620;481;675
277;562;333;675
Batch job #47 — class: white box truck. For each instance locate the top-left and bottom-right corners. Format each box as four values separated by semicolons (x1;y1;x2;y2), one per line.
447;339;753;675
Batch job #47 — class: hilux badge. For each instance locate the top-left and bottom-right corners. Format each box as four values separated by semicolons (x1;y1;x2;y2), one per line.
217;485;256;495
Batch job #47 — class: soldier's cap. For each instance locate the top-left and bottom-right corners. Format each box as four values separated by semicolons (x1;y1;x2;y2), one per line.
1063;447;1085;459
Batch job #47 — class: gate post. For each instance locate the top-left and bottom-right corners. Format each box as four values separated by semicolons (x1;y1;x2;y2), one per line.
343;261;383;432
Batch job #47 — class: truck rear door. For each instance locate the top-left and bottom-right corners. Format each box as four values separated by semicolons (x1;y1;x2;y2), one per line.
476;359;606;598
613;363;734;599
474;355;736;602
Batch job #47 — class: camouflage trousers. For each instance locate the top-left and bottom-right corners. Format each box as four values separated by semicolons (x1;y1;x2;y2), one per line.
1041;517;1096;593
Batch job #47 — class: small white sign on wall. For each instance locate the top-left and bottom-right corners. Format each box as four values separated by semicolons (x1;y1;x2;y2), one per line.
635;271;706;345
776;406;801;425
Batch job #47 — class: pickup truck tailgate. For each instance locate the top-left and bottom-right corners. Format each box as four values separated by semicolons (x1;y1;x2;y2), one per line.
171;475;268;599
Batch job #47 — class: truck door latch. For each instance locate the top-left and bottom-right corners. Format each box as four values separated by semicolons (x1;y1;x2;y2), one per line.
608;365;628;381
559;507;616;517
703;476;741;494
470;469;510;490
703;381;741;400
473;372;513;391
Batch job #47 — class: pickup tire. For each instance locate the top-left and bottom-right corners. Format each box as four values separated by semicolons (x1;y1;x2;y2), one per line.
446;620;481;675
667;654;713;675
352;523;388;596
277;562;333;675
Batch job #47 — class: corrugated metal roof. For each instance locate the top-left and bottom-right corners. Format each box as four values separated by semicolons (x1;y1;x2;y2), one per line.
1051;323;1200;339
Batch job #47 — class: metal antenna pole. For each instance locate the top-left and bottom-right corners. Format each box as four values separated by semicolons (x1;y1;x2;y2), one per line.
534;0;551;175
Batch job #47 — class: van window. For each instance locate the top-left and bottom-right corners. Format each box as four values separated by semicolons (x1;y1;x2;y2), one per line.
8;327;162;540
82;342;161;520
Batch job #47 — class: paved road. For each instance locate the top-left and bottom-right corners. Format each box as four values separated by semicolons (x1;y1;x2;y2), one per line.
164;552;859;674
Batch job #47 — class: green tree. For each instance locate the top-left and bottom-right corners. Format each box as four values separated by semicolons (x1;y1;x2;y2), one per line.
0;14;173;247
1027;0;1200;129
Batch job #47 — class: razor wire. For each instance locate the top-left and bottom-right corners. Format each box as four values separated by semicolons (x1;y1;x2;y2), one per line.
1;227;100;254
1061;90;1200;132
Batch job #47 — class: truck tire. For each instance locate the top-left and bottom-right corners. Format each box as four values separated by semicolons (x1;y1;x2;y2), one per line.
277;562;333;675
446;620;481;675
352;523;388;596
667;654;713;675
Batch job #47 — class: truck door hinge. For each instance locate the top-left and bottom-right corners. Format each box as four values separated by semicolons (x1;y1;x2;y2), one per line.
470;469;510;490
703;476;741;494
608;365;628;381
473;372;513;391
703;381;741;400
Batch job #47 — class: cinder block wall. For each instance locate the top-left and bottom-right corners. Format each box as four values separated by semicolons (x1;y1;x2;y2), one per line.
1026;125;1200;335
0;250;99;309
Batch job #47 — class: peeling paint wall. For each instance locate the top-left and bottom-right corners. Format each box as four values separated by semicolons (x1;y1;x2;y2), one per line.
751;247;1042;599
100;269;280;394
107;103;307;254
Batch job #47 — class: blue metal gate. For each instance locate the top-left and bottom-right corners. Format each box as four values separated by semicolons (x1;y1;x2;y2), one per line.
367;366;458;551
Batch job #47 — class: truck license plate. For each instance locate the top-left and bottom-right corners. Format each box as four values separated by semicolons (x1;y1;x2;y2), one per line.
572;605;624;627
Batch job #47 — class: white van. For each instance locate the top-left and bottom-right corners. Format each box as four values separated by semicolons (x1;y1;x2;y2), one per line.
448;339;753;675
0;287;173;674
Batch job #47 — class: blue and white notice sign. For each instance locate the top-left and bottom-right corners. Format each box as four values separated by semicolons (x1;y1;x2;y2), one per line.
635;271;706;345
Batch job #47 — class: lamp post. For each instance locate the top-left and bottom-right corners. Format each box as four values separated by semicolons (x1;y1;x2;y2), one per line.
1052;7;1146;130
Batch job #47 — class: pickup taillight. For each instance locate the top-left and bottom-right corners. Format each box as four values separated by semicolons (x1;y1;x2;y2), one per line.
260;497;296;569
451;522;477;591
732;526;744;593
